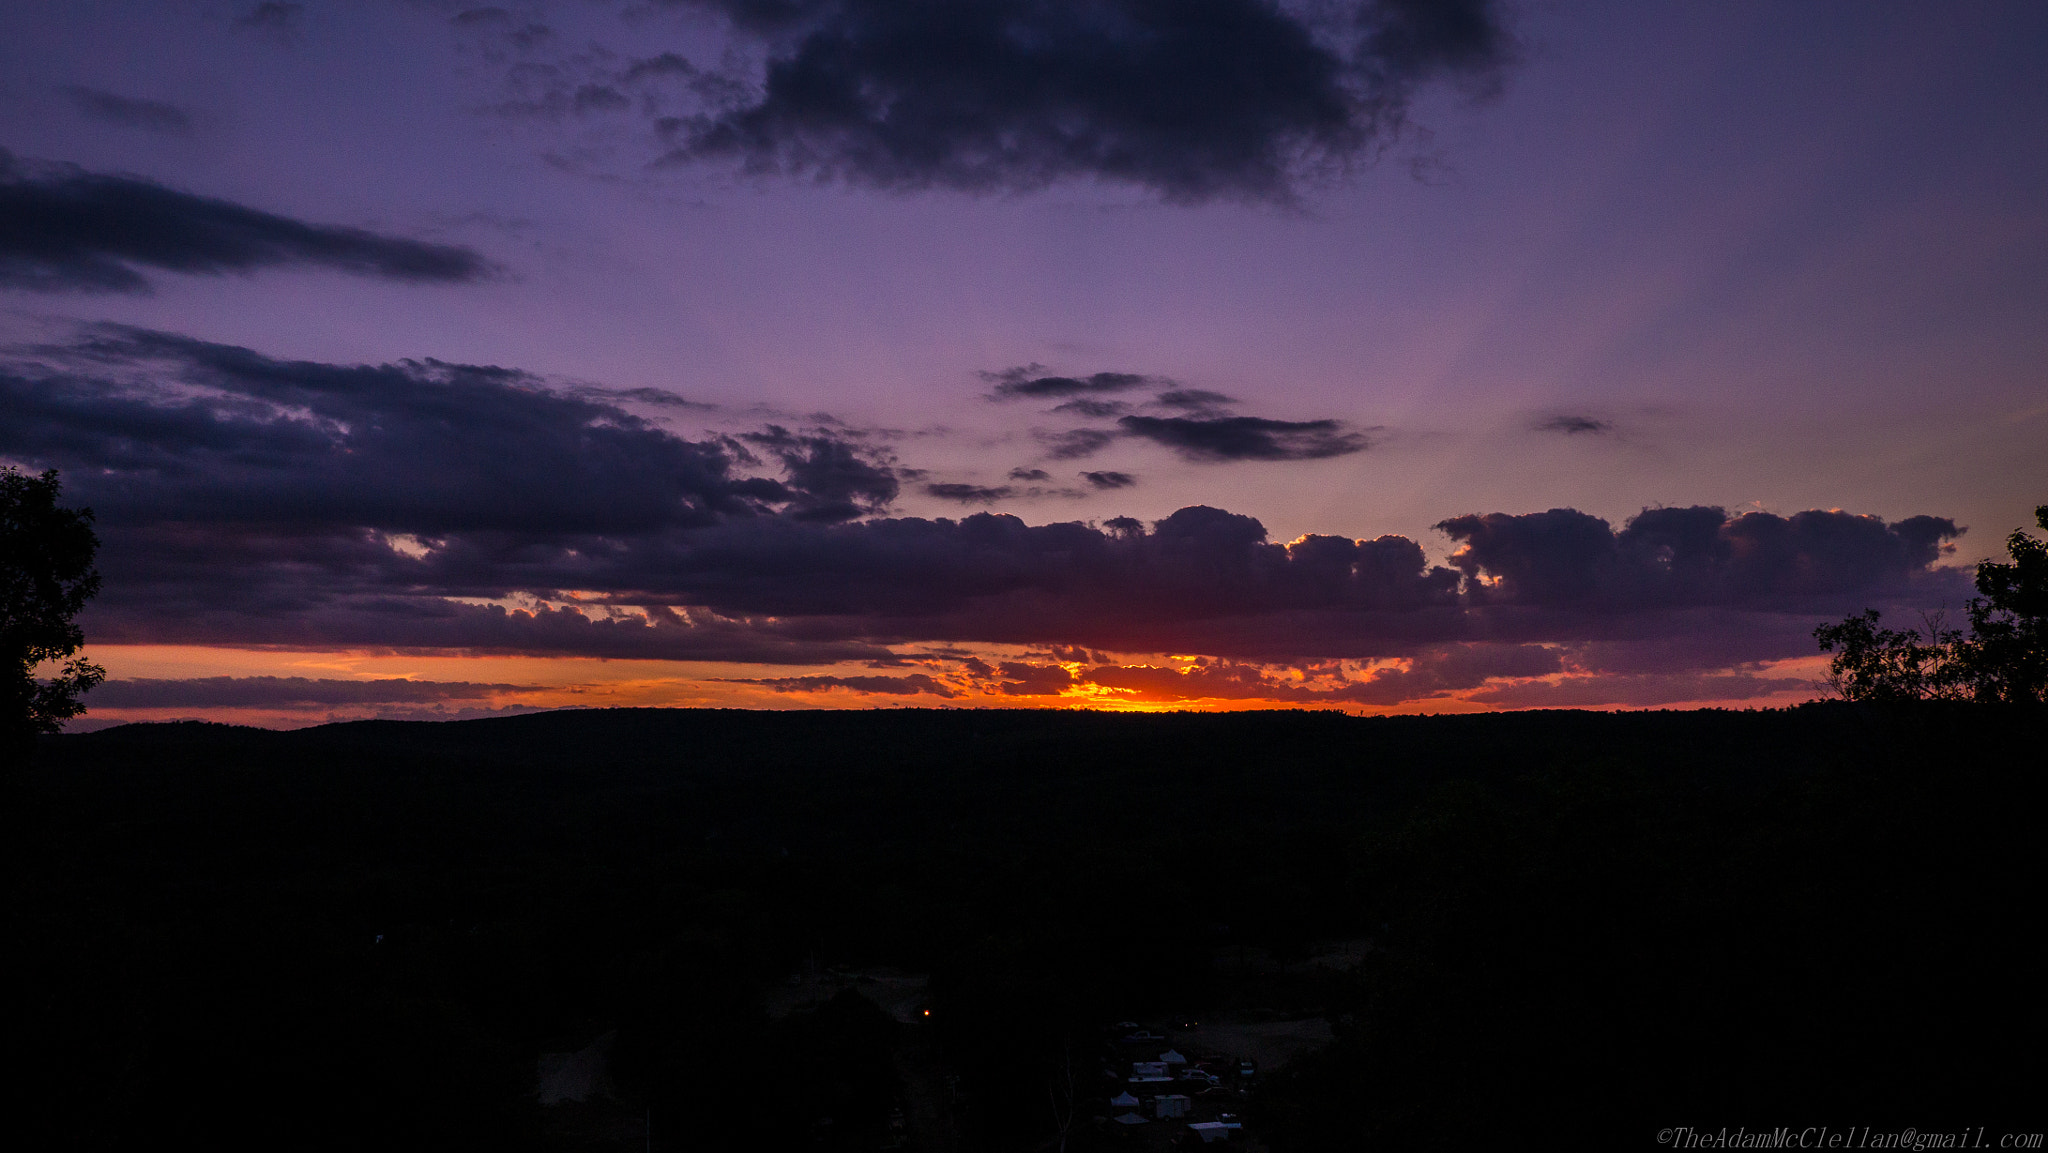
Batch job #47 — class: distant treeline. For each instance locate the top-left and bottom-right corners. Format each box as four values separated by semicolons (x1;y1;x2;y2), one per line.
9;705;2041;1148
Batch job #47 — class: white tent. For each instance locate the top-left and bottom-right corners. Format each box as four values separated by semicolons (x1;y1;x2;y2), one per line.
1112;1112;1149;1125
1110;1092;1140;1108
1159;1049;1188;1065
1153;1094;1192;1119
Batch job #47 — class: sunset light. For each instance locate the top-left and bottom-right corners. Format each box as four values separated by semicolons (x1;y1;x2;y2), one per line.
5;2;2042;1145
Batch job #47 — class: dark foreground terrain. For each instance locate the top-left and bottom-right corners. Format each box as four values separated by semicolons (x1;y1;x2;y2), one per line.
8;704;2042;1149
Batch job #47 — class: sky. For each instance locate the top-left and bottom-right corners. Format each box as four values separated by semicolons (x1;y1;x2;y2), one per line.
3;0;2043;728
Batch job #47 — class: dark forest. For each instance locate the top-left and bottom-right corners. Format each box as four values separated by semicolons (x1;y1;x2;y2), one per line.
10;704;2040;1149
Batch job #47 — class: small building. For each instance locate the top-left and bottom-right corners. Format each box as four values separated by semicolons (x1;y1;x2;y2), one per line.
1153;1093;1191;1119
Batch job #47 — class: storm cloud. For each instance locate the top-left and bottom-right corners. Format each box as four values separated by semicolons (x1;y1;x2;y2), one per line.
667;0;1514;201
0;151;494;292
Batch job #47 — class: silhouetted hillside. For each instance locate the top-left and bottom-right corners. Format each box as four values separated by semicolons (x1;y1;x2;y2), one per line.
9;705;2041;1148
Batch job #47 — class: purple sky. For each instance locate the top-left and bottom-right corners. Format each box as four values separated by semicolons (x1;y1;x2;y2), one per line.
3;0;2044;724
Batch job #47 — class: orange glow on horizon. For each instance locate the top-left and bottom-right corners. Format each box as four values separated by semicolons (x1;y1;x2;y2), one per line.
65;644;1831;731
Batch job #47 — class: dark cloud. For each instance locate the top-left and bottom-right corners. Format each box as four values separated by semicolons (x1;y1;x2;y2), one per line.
574;84;632;114
983;365;1156;401
739;425;901;521
1081;643;1560;705
569;384;717;410
732;673;957;697
926;482;1014;504
236;2;304;43
1040;429;1117;460
0;151;494;293
1465;671;1808;709
3;326;769;532
2;328;1972;696
453;8;515;28
1081;470;1137;490
62;88;194;135
1535;414;1612;435
1050;398;1131;418
996;662;1075;696
1007;468;1053;482
92;676;523;709
1153;388;1238;411
665;0;1513;202
1117;414;1369;462
1436;506;1964;607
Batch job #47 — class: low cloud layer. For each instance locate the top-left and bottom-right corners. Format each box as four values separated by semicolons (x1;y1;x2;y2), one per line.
0;151;494;292
92;676;524;708
2;327;1971;706
664;0;1515;201
731;673;957;697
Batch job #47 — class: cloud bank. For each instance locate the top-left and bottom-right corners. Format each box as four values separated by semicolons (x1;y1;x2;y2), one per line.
2;326;1968;707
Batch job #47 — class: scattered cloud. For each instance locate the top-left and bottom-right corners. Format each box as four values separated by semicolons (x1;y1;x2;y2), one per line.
926;482;1015;504
1117;414;1369;461
236;2;305;44
1464;671;1808;708
0;151;495;293
996;661;1075;696
1040;428;1118;460
730;673;958;697
1081;470;1137;490
983;365;1157;401
1051;398;1131;418
62;88;194;135
1153;388;1239;411
92;676;524;708
1535;414;1613;435
739;424;901;521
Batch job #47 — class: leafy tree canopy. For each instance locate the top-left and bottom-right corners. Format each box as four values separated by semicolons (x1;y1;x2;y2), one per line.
2;466;105;761
1816;504;2048;704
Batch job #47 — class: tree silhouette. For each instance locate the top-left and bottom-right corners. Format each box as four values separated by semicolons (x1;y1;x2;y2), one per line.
1816;503;2048;704
2;467;106;764
1960;504;2048;703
